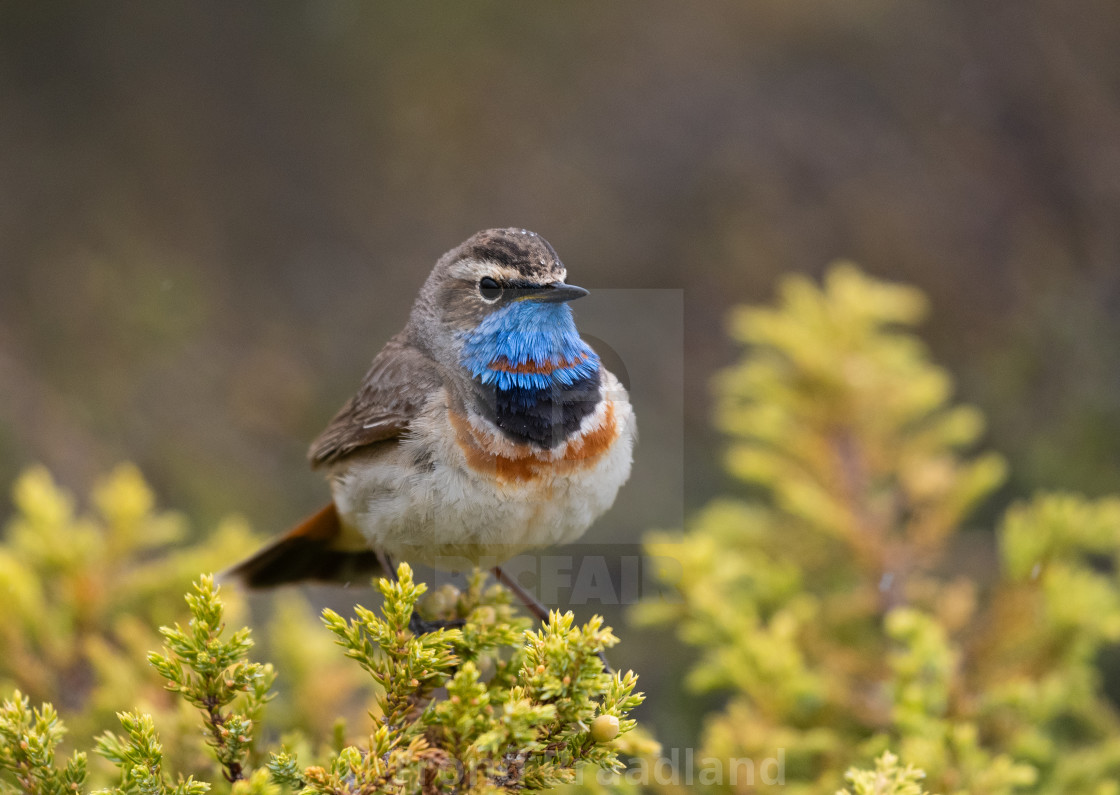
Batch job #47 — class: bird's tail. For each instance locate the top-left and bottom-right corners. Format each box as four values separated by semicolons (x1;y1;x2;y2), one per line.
221;502;384;588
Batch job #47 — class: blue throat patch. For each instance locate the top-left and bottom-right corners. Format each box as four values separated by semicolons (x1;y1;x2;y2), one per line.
460;301;602;447
461;301;600;389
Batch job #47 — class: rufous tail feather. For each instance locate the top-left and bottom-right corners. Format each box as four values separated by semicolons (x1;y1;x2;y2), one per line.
222;502;383;588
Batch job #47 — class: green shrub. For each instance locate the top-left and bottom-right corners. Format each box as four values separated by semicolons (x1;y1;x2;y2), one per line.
0;470;645;793
637;265;1120;794
10;263;1118;794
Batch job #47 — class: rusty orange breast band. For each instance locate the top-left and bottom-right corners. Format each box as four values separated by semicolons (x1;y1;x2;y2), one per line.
486;352;589;375
450;403;619;483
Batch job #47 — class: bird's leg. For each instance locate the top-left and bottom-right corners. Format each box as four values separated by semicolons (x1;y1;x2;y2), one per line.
492;565;551;623
376;550;396;580
492;565;614;675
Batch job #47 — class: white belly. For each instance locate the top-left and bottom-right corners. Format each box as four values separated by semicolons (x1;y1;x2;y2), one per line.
328;386;635;568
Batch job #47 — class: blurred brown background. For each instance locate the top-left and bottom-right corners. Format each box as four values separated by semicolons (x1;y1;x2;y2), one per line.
2;0;1120;741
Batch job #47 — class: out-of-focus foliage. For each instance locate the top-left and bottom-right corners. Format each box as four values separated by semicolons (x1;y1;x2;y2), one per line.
837;752;932;795
0;470;646;793
637;265;1120;794
0;464;277;766
0;465;375;786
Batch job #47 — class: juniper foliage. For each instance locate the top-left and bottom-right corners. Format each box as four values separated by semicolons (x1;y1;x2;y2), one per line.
8;264;1120;794
637;265;1120;794
0;476;644;795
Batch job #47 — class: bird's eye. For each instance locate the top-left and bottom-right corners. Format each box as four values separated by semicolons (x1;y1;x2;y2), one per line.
478;277;503;302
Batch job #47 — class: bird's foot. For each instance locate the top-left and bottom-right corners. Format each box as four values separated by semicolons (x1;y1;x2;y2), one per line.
598;651;614;676
408;609;466;635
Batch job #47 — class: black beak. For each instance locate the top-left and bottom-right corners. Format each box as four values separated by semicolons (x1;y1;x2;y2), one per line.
523;282;590;303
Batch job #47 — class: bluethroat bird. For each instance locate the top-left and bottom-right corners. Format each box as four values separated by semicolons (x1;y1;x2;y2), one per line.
227;228;636;626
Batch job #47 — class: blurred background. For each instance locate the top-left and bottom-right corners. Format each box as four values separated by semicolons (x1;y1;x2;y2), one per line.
2;0;1120;747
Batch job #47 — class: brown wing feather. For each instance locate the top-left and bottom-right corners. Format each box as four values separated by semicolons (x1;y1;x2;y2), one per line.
308;334;443;467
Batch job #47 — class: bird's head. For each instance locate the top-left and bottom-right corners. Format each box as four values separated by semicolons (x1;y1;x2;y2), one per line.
410;228;599;389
